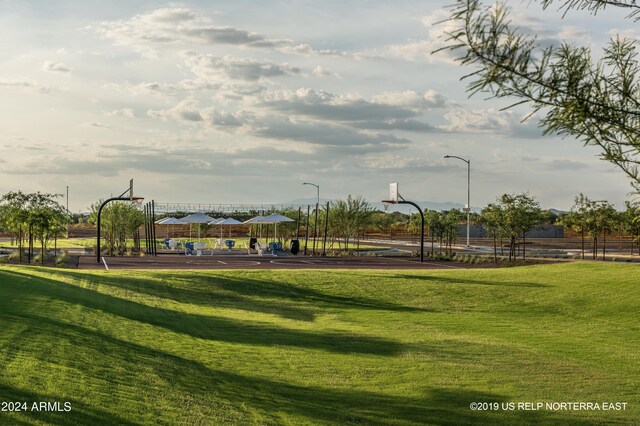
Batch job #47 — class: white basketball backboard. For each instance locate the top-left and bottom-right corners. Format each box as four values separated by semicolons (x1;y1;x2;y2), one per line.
389;182;398;203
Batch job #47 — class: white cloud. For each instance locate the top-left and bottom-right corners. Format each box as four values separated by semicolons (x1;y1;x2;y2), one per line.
558;26;590;43
41;61;72;74
94;7;348;57
183;53;301;82
442;108;542;138
105;108;136;118
148;98;203;124
0;78;50;93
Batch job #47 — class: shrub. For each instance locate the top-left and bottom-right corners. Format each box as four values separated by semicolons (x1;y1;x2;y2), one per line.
55;251;70;267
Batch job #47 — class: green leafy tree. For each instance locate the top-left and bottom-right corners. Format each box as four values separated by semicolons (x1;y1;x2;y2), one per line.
329;195;374;251
480;203;503;263
89;200;145;256
0;191;69;264
0;191;30;262
493;194;545;261
438;0;640;192
561;193;592;259
372;211;397;238
621;201;640;255
424;210;443;255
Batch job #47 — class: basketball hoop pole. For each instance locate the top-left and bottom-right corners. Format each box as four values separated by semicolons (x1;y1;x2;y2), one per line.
96;179;143;262
383;192;424;262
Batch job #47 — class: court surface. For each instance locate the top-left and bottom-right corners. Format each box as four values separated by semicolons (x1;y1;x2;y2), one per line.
78;254;471;270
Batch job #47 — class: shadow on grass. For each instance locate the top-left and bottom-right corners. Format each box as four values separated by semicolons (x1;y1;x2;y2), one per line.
391;273;548;288
0;383;137;426
0;313;601;425
50;269;433;322
0;269;403;356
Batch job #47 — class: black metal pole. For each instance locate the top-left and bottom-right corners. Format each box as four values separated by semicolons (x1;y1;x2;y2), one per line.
398;199;424;262
323;201;329;256
151;200;158;256
304;205;310;255
297;207;301;238
312;203;318;255
144;203;150;255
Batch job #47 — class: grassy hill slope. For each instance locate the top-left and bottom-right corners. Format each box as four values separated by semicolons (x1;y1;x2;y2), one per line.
0;263;638;425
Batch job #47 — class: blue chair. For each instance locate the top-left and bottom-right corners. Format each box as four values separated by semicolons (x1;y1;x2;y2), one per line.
185;242;195;256
225;239;235;250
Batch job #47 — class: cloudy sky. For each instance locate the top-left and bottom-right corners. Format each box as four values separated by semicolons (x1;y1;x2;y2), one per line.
0;0;636;211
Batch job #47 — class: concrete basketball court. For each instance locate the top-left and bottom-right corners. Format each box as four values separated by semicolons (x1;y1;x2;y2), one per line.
78;254;470;270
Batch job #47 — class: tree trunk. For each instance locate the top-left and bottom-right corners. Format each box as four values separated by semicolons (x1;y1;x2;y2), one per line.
18;229;23;263
522;231;526;261
602;231;606;261
430;227;434;257
581;229;585;259
493;234;497;264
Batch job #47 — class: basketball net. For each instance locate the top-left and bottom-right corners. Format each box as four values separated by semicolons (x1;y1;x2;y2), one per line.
381;200;396;212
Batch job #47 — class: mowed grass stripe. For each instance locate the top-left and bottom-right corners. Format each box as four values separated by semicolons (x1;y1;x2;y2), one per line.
0;263;637;425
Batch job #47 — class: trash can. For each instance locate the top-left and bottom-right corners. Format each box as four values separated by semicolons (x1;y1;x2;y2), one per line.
249;237;257;250
290;239;300;255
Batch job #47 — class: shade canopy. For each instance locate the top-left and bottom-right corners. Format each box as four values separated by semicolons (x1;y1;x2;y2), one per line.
261;213;295;224
180;213;217;224
156;217;187;225
243;215;265;224
213;218;243;226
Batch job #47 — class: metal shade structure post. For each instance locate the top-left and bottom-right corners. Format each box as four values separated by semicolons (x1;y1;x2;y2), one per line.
444;155;471;248
303;182;319;255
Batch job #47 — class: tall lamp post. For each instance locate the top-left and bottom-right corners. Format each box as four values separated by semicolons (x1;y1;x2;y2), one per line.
303;182;319;255
444;155;471;248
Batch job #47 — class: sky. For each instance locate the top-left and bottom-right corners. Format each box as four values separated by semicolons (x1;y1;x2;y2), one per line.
0;0;637;212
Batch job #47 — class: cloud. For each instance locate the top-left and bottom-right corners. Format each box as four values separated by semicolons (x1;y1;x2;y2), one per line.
105;108;136;118
41;61;72;74
183;53;301;82
260;88;416;121
94;7;347;57
442;108;542;138
257;88;442;133
88;122;110;128
0;78;50;94
558;26;590;43
148;98;203;124
255;118;411;150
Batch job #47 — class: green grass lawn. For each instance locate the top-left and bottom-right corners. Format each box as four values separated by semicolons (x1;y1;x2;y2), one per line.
0;263;637;425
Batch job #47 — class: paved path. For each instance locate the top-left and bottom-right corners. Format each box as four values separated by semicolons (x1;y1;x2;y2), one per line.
78;254;471;270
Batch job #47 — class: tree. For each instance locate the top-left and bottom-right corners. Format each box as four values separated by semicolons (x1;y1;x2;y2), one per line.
89;200;145;256
328;195;374;251
372;211;397;238
438;0;640;192
561;193;592;259
0;191;69;264
480;203;503;263
621;201;640;255
28;193;69;264
493;193;545;261
0;191;30;262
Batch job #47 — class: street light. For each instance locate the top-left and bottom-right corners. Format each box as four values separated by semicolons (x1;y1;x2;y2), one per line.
444;155;471;248
303;182;320;255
